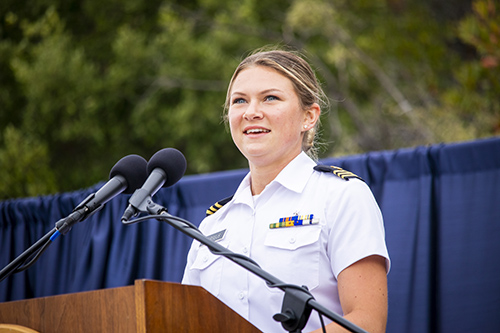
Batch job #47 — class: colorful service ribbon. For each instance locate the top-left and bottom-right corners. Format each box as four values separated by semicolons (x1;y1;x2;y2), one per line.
269;214;319;229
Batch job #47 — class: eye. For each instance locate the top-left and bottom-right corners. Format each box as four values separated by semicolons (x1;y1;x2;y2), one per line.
265;95;279;102
232;97;246;104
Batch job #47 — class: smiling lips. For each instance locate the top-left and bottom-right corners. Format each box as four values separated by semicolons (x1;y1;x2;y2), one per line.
244;128;271;134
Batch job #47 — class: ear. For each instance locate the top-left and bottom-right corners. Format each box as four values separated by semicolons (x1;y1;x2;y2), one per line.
302;103;321;131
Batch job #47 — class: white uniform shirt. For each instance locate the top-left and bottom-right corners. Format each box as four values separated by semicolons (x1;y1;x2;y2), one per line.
182;152;390;332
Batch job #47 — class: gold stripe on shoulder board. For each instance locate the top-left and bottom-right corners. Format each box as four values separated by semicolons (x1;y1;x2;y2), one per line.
313;165;365;182
206;195;234;216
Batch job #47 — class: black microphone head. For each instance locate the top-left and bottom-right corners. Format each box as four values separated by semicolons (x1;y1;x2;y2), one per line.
109;154;148;194
147;148;187;187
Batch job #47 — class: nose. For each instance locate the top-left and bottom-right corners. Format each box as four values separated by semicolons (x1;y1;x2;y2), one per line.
243;101;263;120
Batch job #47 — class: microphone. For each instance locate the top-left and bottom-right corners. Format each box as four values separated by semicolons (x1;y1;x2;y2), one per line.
55;154;148;234
121;148;187;222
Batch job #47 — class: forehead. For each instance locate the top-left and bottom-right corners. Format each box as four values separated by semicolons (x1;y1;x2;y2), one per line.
230;65;294;93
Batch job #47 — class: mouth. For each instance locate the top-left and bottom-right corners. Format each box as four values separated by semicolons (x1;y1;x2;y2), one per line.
244;128;271;134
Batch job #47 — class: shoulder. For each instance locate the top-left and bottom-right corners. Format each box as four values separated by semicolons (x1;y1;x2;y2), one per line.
205;195;233;216
312;164;379;213
313;164;365;182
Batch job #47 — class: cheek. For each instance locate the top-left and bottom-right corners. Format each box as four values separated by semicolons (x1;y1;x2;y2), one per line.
277;112;303;132
227;113;241;138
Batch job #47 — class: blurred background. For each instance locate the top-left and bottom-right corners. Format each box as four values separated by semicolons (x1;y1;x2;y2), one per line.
0;0;498;199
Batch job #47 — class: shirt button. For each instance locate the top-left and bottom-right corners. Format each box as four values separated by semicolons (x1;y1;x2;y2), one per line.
202;256;208;262
242;247;248;254
289;237;296;244
238;292;245;300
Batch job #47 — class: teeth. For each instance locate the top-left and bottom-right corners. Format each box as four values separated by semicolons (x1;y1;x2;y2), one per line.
246;128;270;134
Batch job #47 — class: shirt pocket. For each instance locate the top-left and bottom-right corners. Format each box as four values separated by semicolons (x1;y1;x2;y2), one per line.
189;242;227;296
263;226;321;291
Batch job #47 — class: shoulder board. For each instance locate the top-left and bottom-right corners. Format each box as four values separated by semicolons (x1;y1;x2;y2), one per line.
313;165;365;182
206;195;234;216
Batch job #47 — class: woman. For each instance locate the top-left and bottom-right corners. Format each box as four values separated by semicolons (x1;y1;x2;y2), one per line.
182;49;390;333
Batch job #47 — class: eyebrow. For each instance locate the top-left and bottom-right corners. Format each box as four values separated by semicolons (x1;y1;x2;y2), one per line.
231;88;284;97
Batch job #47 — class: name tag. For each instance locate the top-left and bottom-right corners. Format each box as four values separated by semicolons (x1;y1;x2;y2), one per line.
206;229;227;242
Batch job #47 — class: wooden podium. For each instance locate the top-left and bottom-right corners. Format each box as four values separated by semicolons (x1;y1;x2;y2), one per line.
0;279;261;332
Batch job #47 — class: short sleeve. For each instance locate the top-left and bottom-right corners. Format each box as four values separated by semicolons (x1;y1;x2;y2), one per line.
326;179;390;277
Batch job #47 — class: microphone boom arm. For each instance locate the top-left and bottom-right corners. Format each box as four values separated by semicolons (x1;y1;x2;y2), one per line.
0;228;57;283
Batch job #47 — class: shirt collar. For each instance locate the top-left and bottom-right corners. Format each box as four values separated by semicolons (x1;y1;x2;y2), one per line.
232;152;316;206
273;151;316;193
232;173;253;206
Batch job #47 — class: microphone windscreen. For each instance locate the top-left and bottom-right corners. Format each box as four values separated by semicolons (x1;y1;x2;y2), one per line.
147;148;187;187
109;154;148;194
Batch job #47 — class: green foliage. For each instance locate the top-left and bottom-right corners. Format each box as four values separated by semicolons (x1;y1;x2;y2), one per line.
454;0;500;113
0;0;498;199
0;126;57;198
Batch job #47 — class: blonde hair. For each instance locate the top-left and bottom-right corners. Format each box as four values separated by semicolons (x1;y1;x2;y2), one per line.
224;48;328;159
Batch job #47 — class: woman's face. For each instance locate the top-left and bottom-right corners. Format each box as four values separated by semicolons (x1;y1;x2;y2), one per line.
228;65;318;169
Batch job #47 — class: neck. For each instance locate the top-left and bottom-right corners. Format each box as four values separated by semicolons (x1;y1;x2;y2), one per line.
248;152;301;195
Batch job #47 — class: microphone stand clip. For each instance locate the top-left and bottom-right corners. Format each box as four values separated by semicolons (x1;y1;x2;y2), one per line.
273;285;314;333
55;193;103;235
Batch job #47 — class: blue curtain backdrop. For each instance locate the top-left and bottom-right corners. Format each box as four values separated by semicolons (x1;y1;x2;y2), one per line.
1;137;499;333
